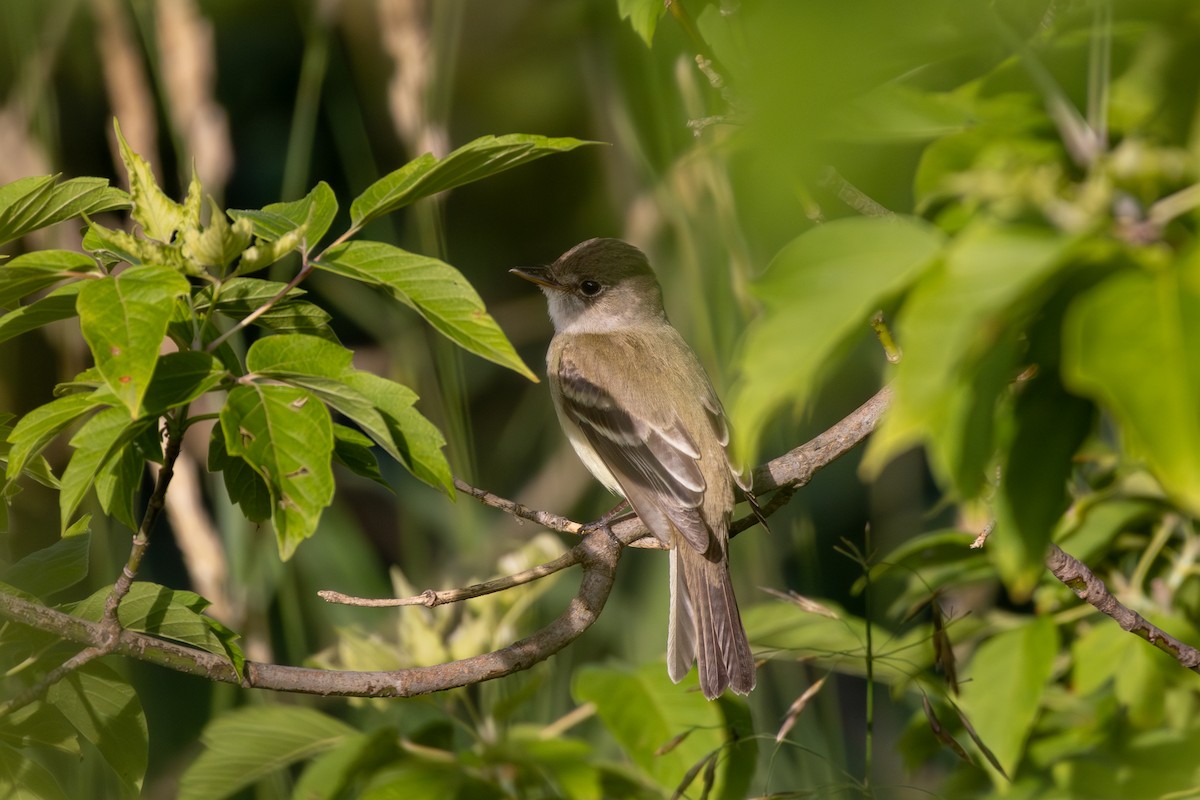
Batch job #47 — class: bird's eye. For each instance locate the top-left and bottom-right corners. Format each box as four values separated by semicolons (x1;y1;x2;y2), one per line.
579;280;603;297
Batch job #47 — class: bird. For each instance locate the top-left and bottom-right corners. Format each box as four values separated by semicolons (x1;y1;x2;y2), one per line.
512;237;763;699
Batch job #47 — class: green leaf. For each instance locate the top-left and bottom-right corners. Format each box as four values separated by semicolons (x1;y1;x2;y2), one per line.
114;119;186;242
573;663;743;799
957;616;1058;782
255;299;337;340
59;407;154;532
208;421;272;523
233;227;305;276
94;422;159;530
993;371;1094;597
345;372;451;494
0;174;129;247
182;201;253;272
1;519;90;598
332;423;388;488
361;764;505;800
0;741;71;800
349;134;596;229
0;250;97;308
239;336;449;492
141;351;225;414
84;220;188;272
46;662;147;795
0;283;82;345
246;331;352;375
319;241;537;380
863;225;1072;483
178;706;357;800
0;695;80;756
618;0;667;46
196;277;302;310
196;278;336;341
731;216;944;460
245;335;410;467
825;83;972;142
77;264;191;416
291;727;399;800
231;180;337;248
1063;263;1200;514
1055;497;1160;564
743;598;931;684
220;384;335;558
5;391;103;483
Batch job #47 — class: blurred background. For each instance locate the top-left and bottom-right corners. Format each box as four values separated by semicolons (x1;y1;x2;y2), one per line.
5;0;1198;797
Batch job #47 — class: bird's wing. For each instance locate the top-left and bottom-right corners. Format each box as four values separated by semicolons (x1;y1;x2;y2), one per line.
555;345;716;554
700;386;770;534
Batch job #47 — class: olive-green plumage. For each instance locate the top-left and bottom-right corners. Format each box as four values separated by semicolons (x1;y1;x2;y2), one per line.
513;238;760;699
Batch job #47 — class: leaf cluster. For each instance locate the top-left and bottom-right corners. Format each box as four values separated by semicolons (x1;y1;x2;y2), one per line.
0;122;593;796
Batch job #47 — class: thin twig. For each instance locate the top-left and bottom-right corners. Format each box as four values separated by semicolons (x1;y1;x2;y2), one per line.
319;548;580;607
453;477;664;549
1149;183;1200;228
870;312;902;364
361;388;892;608
0;646;106;718
992;11;1101;167
453;477;583;534
205;252;311;352
101;420;182;637
1045;543;1200;672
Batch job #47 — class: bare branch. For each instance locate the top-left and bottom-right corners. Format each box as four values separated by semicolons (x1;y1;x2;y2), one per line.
319;548;580;607
1045;543;1200;672
454;476;584;534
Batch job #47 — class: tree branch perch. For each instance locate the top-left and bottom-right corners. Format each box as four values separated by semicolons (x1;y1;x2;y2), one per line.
4;383;1198;701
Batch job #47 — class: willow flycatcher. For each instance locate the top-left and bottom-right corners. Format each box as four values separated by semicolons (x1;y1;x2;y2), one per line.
512;238;762;699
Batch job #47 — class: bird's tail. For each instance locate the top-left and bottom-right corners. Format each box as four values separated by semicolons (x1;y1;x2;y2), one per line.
667;544;756;699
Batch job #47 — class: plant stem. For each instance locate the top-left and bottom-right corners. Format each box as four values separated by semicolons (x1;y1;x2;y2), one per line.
101;416;184;637
862;526;875;790
205;253;312;353
0;412;187;719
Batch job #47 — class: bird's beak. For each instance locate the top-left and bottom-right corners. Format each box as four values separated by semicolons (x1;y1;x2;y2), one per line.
510;266;560;290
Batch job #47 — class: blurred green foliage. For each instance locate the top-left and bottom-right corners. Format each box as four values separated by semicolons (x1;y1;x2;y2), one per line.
3;0;1200;798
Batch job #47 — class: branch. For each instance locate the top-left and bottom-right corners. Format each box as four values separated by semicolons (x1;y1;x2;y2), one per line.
0;388;890;699
0;530;622;698
205;250;312;353
1045;543;1200;672
12;381;1192;701
318;547;581;607
332;388;893;607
